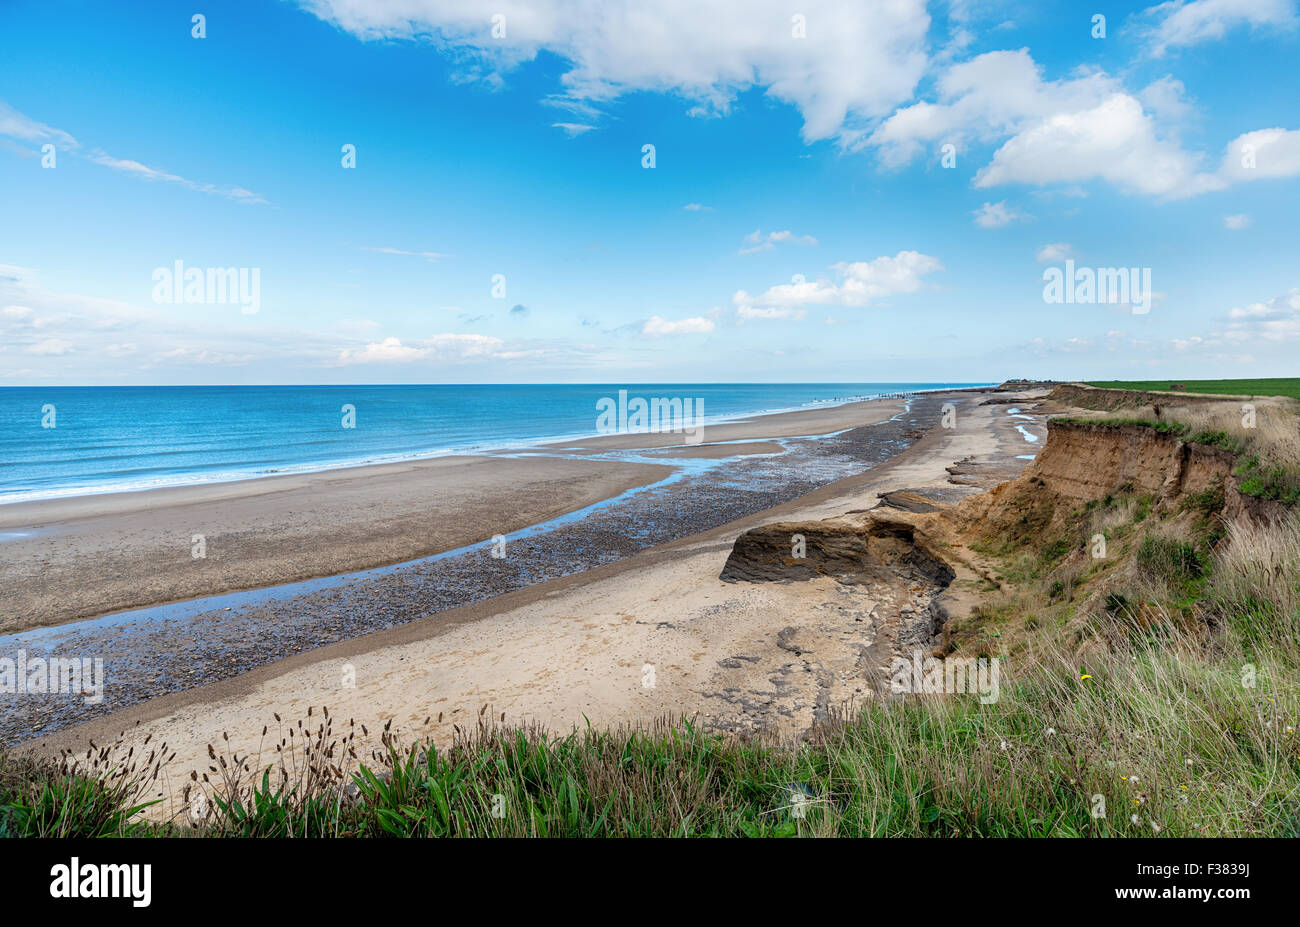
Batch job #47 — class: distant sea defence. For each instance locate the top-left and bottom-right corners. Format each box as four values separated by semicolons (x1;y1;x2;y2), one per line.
0;383;985;503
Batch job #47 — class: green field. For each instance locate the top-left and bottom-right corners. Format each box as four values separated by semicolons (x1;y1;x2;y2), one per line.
1085;378;1300;400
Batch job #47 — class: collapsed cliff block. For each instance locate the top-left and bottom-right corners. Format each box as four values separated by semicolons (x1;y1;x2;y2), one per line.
719;514;955;588
876;490;947;514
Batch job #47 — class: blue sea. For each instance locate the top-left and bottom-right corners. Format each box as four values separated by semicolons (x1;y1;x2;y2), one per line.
0;383;986;503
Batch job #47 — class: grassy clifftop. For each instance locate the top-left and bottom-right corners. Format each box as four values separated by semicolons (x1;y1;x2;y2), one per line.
1084;378;1300;400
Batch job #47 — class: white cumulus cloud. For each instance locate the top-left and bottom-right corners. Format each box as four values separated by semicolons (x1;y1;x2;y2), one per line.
973;201;1028;228
1218;127;1300;182
867;49;1299;199
1036;242;1073;261
336;334;509;364
736;305;807;321
738;229;818;254
734;250;942;316
1223;287;1300;342
295;0;932;143
974;94;1221;197
642;315;715;335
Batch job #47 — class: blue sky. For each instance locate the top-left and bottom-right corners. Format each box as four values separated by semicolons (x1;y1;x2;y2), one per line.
1;0;1298;384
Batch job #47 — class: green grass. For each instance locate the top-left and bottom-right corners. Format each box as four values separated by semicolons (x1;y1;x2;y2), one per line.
1050;418;1260;463
4;664;1296;839
1084;379;1300;400
1184;430;1247;455
0;750;161;837
1049;416;1190;435
4;636;1296;838
1235;455;1300;505
1136;535;1205;585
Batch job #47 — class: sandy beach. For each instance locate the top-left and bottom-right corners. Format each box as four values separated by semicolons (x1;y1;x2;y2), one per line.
18;387;1050;817
1;392;928;742
0;455;673;633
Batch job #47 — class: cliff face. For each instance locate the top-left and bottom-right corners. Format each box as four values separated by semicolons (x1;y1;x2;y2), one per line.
718;412;1291;675
719;420;1246;595
724;417;1285;590
1027;422;1234;504
983;420;1289;530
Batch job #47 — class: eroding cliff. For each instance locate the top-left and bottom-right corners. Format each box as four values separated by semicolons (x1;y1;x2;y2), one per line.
717;405;1292;691
1047;383;1226;411
962;419;1285;540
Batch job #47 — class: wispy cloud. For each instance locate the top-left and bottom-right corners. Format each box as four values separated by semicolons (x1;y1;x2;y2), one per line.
0;265;551;377
0;101;78;149
541;95;607;122
0;100;268;205
739;229;818;255
362;246;454;261
86;150;269;205
552;122;595;136
1140;0;1298;57
736;305;807;321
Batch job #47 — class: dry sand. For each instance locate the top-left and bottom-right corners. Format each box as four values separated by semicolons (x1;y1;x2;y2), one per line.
24;390;1048;818
543;397;913;452
633;440;785;459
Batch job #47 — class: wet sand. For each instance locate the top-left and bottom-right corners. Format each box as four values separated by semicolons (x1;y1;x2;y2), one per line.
0;455;673;634
634;441;785;459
